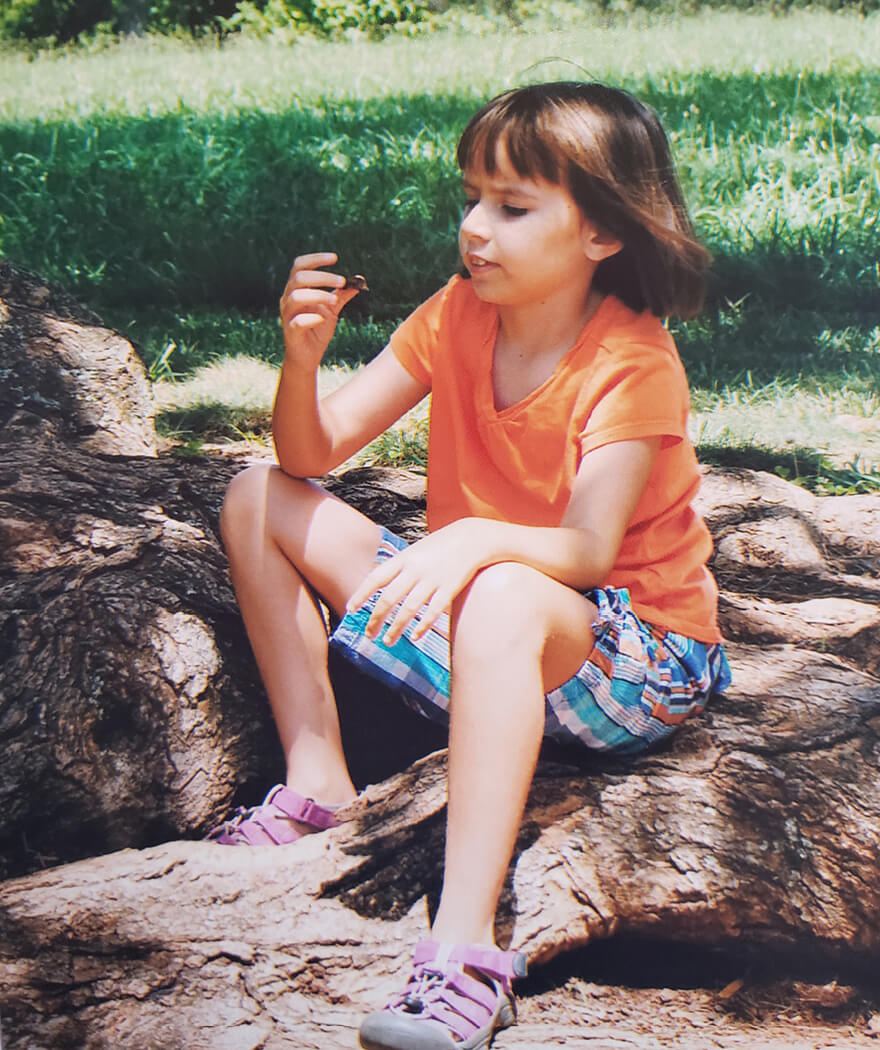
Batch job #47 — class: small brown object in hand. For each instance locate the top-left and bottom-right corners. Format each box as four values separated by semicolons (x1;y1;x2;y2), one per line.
343;274;369;291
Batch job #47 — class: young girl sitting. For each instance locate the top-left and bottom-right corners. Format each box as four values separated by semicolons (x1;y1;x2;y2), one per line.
214;80;731;1050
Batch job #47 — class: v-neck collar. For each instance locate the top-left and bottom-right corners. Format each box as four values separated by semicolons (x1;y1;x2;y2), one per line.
478;294;618;420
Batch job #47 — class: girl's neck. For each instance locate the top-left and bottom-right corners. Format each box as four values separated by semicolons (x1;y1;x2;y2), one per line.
496;284;604;361
490;284;605;412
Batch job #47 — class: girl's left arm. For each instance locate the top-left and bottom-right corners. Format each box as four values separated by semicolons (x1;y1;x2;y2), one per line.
348;435;661;644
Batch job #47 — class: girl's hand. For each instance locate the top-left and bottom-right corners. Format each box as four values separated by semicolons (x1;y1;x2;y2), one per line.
280;252;362;372
346;519;494;646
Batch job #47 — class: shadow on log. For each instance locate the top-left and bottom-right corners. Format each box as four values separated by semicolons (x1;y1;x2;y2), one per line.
1;261;879;1049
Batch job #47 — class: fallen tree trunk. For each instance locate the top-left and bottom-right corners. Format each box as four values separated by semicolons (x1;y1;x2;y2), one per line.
1;261;879;1049
3;650;880;1050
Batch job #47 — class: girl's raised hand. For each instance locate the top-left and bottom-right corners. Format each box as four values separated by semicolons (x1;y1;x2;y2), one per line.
280;252;362;372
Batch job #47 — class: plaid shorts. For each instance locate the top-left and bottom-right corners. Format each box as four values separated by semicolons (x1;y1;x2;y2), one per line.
329;528;731;757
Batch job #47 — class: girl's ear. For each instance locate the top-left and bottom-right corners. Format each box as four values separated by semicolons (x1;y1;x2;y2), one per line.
582;223;623;263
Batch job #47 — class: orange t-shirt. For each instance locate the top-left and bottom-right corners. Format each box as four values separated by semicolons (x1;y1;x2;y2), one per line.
389;275;722;643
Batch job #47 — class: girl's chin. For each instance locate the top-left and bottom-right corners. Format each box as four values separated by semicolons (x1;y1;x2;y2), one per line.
469;283;508;304
465;267;507;297
467;275;528;308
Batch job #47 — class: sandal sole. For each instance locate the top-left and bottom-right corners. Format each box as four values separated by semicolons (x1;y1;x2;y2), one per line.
359;995;515;1050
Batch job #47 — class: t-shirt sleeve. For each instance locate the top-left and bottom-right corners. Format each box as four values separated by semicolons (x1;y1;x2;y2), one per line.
579;341;690;455
388;280;456;388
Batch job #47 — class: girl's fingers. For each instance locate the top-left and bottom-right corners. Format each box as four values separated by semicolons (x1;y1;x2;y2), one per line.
407;590;451;641
288;269;345;292
364;572;420;637
280;256;343;314
282;288;340;320
291;251;339;272
280;256;363;329
281;291;361;347
283;286;360;326
347;555;445;645
347;559;401;614
288;311;330;329
286;285;340;303
379;583;438;645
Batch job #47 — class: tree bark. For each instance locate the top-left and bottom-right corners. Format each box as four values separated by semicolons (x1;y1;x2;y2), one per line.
1;261;878;1049
3;658;880;1050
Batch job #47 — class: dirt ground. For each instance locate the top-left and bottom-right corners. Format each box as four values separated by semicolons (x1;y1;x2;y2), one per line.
508;969;880;1048
304;975;880;1049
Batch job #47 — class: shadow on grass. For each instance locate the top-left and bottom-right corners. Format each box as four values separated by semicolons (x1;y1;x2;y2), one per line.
697;440;880;494
675;302;880;390
157;402;272;442
0;68;877;317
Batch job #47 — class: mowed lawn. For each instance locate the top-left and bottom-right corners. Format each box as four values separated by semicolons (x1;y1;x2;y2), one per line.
1;8;878;489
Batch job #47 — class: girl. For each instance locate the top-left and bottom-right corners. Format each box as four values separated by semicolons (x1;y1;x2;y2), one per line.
214;81;731;1050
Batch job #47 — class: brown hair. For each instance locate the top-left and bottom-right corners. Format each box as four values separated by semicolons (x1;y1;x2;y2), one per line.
456;81;710;319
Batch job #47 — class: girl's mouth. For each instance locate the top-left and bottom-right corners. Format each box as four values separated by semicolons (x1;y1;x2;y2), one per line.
466;256;497;275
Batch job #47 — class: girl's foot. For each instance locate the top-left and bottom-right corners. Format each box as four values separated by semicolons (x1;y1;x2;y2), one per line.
359;941;527;1050
207;784;343;846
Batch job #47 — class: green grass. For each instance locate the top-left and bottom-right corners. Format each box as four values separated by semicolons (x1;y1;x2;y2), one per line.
3;16;878;315
1;10;879;487
153;353;430;471
2;10;878;123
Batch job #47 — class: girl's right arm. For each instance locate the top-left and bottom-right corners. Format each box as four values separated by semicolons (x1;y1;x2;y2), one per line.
272;252;430;478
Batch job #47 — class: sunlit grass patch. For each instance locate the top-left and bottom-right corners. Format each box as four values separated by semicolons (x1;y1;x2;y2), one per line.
151;349;880;492
153;355;360;433
121;308;393;379
687;309;880;491
692;381;880;479
153;354;278;441
2;11;878;123
153;355;428;467
353;405;429;471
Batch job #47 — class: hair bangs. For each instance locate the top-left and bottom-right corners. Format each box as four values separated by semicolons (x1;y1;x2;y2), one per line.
456;95;561;184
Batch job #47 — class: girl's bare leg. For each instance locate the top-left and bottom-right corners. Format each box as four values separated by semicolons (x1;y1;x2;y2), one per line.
429;562;597;945
220;464;382;806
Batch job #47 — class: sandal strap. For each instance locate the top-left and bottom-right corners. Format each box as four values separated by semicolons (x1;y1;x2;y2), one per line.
360;940;525;1048
413;940;528;983
391;940;525;1042
223;809;294;846
264;785;341;830
208;784;341;845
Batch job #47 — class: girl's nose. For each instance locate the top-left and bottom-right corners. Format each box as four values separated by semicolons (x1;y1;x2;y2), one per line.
460;202;489;241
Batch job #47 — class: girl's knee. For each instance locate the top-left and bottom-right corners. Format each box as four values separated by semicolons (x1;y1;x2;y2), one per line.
220;464;312;549
220;466;352;576
455;562;542;646
220;464;272;540
468;560;535;602
454;563;595;674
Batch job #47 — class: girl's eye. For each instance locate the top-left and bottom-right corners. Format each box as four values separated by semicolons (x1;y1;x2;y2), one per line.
502;205;528;217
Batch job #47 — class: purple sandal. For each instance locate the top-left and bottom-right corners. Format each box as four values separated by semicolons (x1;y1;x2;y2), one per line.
207;784;342;846
359;940;528;1050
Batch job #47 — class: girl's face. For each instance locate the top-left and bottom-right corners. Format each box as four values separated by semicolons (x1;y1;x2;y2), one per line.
458;142;613;308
